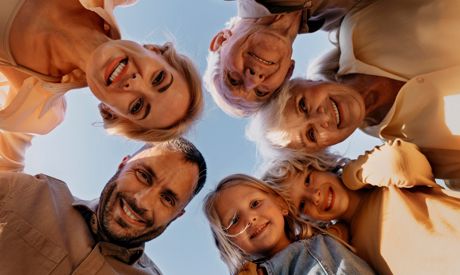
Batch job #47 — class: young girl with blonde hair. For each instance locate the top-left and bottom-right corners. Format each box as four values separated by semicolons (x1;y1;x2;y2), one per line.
203;173;374;275
263;139;460;275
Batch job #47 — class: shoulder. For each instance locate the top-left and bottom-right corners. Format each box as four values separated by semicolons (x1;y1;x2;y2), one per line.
137;253;163;275
0;172;70;200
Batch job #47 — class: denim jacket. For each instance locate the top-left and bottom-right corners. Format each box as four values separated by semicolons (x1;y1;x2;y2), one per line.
260;235;375;275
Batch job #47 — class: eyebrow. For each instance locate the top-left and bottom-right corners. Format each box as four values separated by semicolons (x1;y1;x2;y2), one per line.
159;74;174;93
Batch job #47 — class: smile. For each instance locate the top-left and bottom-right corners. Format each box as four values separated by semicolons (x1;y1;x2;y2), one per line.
120;198;146;224
249;222;269;239
248;52;275;65
324;187;334;211
105;57;128;85
330;99;341;127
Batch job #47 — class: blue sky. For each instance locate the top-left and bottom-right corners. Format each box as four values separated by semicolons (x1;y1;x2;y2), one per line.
24;1;380;274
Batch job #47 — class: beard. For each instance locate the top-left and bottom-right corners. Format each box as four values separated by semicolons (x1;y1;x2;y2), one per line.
97;173;168;248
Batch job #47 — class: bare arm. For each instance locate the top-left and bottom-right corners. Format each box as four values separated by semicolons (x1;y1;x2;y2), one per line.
342;139;437;190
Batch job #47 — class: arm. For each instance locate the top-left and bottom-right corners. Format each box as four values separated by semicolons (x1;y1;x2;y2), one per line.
0;131;33;172
342;139;437;190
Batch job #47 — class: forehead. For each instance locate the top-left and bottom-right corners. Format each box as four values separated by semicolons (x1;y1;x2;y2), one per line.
128;147;198;199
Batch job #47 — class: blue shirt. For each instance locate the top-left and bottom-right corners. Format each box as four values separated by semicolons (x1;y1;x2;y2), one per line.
260;234;375;275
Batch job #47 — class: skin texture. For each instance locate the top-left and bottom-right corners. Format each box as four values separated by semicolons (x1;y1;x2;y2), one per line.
8;0;191;131
280;80;366;152
286;168;360;223
97;146;199;247
214;183;291;259
210;13;300;103
86;41;190;129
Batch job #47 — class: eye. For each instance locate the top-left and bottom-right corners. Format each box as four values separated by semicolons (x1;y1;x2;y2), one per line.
249;200;261;209
135;168;152;185
152;70;166;86
161;194;176;207
129;98;144;114
255;89;270;98
298;97;308;113
224;213;240;232
227;72;241;87
307;128;316;143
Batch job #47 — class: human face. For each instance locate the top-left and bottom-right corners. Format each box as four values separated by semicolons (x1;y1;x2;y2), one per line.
287;169;350;222
280;80;365;152
214;183;291;258
98;147;199;247
213;20;294;103
86;40;190;129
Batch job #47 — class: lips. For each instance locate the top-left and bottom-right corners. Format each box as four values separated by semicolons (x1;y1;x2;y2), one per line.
324;187;334;211
248;52;275;65
105;57;128;85
120;198;146;225
249;222;269;239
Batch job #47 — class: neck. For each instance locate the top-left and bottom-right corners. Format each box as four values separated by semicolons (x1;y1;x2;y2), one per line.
341;74;405;126
311;0;359;15
253;11;302;42
10;0;111;75
341;189;365;223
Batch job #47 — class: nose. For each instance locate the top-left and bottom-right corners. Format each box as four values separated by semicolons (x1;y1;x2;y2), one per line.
243;67;265;90
134;187;158;209
122;72;144;90
306;188;321;206
311;106;331;128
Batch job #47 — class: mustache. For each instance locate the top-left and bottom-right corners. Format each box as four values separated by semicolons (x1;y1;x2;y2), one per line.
119;192;154;226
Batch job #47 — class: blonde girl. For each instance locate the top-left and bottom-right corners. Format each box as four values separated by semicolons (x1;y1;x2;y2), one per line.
264;139;460;275
203;174;374;275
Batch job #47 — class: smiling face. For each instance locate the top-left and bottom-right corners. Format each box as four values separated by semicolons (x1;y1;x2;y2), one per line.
287;168;350;222
97;146;199;247
86;40;190;129
214;182;291;259
212;21;294;104
280;79;365;152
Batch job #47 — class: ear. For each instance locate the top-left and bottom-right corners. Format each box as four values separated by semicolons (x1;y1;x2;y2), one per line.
177;209;185;218
143;44;163;54
98;103;118;121
118;155;130;170
209;29;232;52
285;60;295;80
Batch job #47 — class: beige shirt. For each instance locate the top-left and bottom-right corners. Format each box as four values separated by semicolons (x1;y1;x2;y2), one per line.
0;172;162;275
0;0;135;171
337;0;460;180
342;140;460;275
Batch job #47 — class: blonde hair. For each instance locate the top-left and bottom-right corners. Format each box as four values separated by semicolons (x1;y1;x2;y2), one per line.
246;81;342;172
203;174;315;274
100;42;203;142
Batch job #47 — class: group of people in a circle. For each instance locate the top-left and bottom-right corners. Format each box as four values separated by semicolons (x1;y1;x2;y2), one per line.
1;0;460;274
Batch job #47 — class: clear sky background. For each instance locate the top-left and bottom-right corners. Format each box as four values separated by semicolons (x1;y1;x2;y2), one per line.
24;1;381;274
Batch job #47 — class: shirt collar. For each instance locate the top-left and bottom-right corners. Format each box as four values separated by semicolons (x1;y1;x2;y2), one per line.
72;198;145;264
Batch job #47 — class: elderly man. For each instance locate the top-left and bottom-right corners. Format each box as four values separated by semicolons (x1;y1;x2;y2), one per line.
205;0;360;117
0;138;207;274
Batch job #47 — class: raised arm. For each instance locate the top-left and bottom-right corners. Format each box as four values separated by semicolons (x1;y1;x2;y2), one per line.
342;139;437;190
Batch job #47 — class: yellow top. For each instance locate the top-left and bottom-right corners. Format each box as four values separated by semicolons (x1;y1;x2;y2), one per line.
342;140;460;275
0;0;135;171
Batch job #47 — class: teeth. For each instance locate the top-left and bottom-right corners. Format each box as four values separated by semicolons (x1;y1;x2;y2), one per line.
249;52;275;65
327;192;332;209
109;60;126;82
331;100;341;126
122;201;141;222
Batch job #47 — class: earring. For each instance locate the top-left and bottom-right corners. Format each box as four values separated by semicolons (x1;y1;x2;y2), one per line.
282;209;288;216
